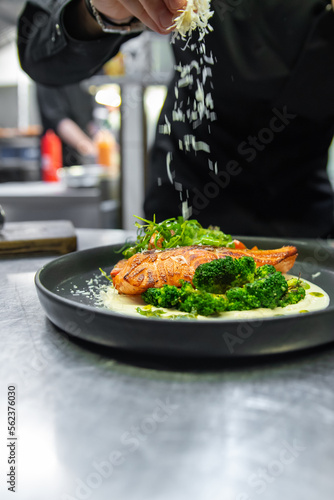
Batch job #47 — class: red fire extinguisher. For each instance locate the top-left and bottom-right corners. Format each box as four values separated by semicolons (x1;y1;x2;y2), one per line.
41;130;62;182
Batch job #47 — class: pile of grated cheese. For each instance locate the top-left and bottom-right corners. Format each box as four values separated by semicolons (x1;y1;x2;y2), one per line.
170;0;214;41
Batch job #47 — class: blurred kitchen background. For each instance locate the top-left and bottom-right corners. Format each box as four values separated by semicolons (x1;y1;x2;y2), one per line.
0;1;333;230
0;0;174;230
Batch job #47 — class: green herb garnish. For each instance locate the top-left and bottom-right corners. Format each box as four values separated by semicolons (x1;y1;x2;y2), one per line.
136;306;197;320
99;268;113;282
122;215;234;258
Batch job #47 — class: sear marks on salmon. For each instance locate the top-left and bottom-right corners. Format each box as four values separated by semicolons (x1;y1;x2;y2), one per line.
111;245;298;295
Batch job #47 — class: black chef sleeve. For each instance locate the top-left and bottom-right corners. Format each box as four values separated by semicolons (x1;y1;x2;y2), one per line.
17;0;140;86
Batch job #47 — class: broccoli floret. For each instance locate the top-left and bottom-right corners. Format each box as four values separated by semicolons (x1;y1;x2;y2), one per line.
278;277;306;307
244;272;289;308
254;264;277;279
233;256;257;285
226;287;262;311
192;256;256;294
142;285;181;308
142;280;228;316
179;289;228;316
226;271;288;310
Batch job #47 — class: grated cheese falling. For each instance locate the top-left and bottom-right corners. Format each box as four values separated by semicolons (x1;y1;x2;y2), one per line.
156;1;217;219
182;134;211;153
170;0;214;41
159;115;172;135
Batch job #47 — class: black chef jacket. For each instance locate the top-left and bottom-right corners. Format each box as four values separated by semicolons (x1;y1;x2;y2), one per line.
18;0;334;238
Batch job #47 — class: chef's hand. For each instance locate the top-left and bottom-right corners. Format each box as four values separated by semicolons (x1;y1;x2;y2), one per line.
93;0;186;34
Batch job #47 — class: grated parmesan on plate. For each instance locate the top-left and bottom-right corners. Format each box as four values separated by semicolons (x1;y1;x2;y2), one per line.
170;0;214;40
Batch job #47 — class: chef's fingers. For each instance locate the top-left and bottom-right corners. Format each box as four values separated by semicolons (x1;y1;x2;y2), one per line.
94;0;186;34
93;0;137;24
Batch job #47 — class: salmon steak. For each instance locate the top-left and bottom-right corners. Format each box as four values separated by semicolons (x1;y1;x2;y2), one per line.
111;245;298;295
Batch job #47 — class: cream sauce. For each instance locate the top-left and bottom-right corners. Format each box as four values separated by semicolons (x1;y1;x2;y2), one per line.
97;276;330;321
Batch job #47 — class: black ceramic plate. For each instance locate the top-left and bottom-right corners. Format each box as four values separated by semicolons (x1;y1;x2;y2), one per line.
35;237;334;358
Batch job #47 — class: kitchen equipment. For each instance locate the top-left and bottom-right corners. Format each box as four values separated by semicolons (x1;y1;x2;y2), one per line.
0;220;77;255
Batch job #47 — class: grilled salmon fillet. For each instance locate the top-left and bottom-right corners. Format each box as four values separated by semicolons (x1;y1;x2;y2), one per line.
112;245;298;295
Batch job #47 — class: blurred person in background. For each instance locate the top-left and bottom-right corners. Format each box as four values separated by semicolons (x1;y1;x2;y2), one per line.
18;0;334;238
36;81;97;166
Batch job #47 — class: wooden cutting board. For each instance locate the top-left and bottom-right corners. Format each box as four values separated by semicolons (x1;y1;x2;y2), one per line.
0;220;77;255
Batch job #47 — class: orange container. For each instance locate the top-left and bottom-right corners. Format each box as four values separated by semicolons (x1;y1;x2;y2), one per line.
97;139;112;167
96;130;115;167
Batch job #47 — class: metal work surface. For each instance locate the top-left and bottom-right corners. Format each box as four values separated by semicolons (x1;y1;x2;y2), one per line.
0;229;334;500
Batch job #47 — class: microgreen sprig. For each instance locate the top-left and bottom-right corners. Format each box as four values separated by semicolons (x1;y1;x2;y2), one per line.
121;215;234;258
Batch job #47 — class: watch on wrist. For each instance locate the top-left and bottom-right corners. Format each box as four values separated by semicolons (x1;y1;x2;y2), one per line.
84;0;145;34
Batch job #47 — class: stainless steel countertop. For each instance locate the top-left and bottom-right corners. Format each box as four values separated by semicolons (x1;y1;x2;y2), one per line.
1;229;334;500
